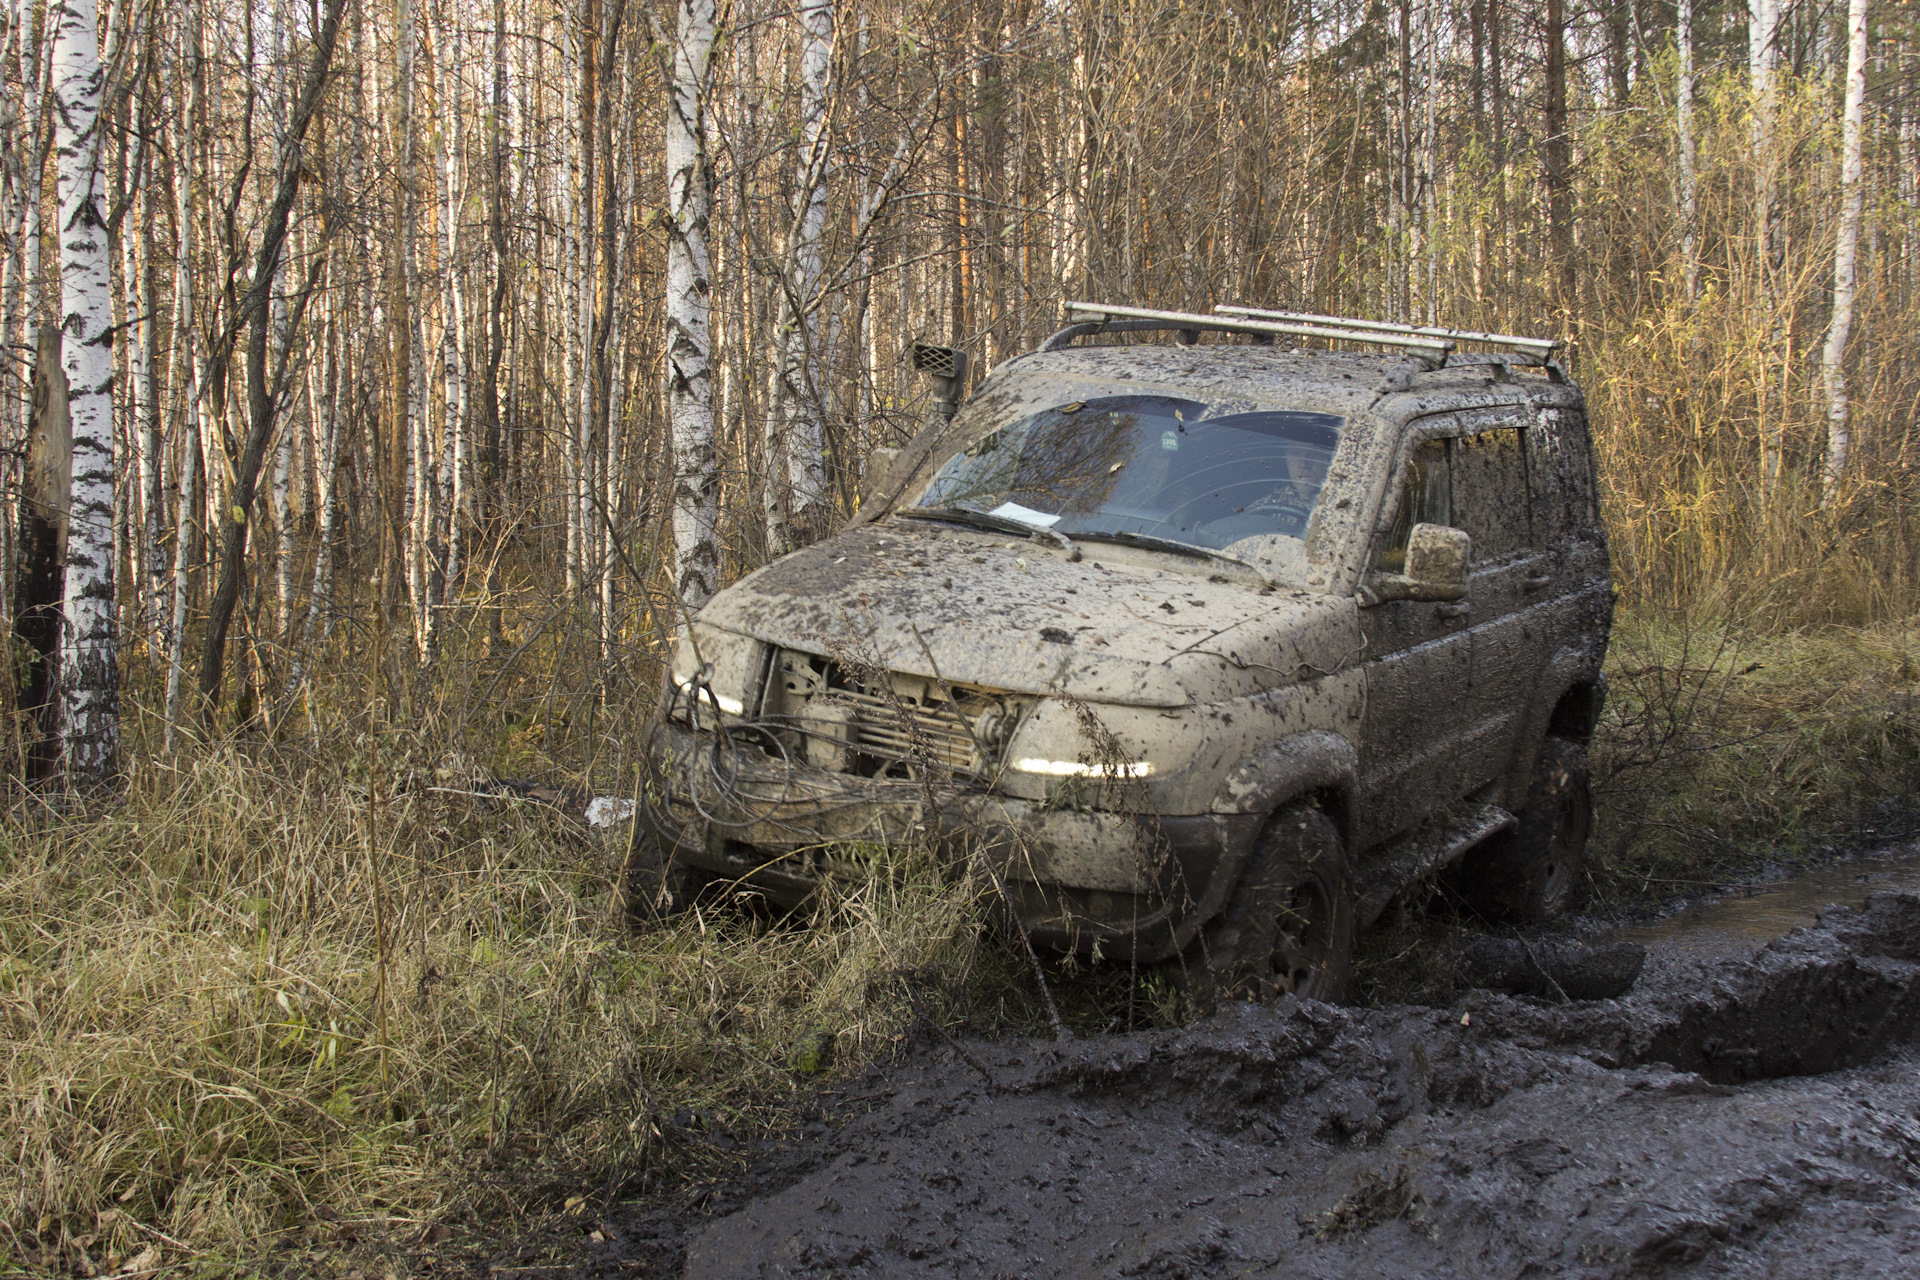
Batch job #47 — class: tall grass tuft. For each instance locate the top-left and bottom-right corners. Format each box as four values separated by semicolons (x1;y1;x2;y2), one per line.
0;746;985;1271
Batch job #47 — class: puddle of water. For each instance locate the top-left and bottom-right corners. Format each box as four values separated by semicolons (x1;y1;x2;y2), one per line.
1616;844;1920;946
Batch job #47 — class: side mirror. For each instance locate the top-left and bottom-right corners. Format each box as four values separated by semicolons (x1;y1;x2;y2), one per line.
860;446;901;509
1367;522;1471;602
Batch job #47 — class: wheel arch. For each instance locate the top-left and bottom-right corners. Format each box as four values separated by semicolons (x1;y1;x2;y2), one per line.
1500;646;1606;809
1209;729;1360;854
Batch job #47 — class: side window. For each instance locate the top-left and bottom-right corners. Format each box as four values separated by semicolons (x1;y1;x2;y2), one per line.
1527;406;1596;541
1450;426;1532;561
1375;440;1450;572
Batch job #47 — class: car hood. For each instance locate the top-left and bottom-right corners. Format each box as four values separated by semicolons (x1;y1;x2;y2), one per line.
694;521;1361;707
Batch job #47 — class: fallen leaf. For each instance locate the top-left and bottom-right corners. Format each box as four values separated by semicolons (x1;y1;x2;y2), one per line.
118;1244;161;1275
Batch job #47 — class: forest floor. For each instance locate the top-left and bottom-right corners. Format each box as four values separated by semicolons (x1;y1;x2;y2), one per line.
5;612;1919;1279
409;863;1920;1280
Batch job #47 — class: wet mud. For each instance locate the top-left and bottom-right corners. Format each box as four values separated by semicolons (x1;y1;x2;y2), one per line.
643;891;1920;1279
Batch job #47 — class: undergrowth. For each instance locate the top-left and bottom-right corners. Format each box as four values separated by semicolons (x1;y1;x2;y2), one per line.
3;610;1917;1272
1589;612;1920;898
0;747;987;1274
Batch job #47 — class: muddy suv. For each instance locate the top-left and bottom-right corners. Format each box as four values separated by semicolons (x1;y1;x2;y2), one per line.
640;303;1611;1001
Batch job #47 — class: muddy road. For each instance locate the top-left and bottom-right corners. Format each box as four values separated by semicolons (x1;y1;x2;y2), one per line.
548;872;1920;1279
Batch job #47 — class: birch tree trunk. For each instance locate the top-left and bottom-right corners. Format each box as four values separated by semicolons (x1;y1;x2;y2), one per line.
132;74;164;663
561;6;585;599
1751;0;1783;495
14;326;68;780
1821;0;1869;500
49;0;118;784
1677;0;1698;303
161;0;203;741
666;0;718;607
1420;0;1437;322
764;0;834;556
439;5;466;597
5;0;49;596
270;0;294;631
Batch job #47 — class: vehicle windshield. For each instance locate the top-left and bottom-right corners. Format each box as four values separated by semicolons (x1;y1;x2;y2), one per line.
915;394;1343;570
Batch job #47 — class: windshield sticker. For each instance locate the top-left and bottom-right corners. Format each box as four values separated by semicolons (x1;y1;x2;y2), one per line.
988;501;1063;528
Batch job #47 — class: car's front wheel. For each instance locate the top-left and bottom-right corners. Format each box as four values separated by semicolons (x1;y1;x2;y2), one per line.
1200;802;1354;1004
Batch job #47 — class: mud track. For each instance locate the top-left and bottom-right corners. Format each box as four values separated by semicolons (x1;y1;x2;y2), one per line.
608;893;1920;1278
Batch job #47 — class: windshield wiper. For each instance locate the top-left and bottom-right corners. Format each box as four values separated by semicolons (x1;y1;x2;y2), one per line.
1070;530;1276;587
899;506;1080;560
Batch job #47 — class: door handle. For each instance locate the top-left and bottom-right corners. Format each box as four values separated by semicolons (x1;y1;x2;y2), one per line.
1522;573;1552;591
1434;602;1471;621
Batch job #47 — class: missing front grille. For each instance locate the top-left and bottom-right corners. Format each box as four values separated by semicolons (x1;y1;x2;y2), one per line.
768;649;1018;778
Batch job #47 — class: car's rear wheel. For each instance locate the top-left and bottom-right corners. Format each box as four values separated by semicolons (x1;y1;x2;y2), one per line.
1200;803;1354;1005
1458;736;1592;924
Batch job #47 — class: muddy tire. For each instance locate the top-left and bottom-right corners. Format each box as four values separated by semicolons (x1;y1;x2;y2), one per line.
1462;736;1592;924
1201;803;1354;1005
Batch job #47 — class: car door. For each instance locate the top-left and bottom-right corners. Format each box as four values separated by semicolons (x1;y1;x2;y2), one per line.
1445;409;1558;789
1355;436;1474;849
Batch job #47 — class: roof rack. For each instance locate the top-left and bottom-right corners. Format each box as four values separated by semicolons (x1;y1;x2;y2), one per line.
1215;305;1559;363
1049;301;1454;362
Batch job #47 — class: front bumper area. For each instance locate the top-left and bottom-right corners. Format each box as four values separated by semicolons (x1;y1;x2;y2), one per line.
640;721;1261;962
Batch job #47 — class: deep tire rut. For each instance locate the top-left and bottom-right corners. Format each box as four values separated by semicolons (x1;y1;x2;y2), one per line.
664;893;1920;1278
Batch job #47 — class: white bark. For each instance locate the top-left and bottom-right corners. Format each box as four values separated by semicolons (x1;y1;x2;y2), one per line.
1677;0;1698;301
785;0;834;525
561;6;584;598
396;0;437;661
440;6;466;594
764;0;834;555
303;315;338;628
270;0;293;630
49;0;117;782
118;110;148;645
666;0;718;606
1822;0;1869;499
161;2;202;741
1751;0;1784;493
1421;0;1437;322
7;0;49;465
599;101;627;667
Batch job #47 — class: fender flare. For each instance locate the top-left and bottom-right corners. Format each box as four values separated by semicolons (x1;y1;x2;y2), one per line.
1501;642;1607;806
1208;729;1359;846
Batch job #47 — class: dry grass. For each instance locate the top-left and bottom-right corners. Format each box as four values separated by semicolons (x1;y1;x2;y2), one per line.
3;609;1916;1272
1590;612;1920;898
0;745;989;1274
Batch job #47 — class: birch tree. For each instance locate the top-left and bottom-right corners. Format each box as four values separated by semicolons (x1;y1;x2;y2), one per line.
1751;0;1785;493
666;0;718;607
1676;0;1698;303
1821;0;1869;499
48;0;117;783
764;0;834;556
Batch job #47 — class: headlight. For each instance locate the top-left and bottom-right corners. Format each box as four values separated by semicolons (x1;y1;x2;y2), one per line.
1009;757;1155;779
